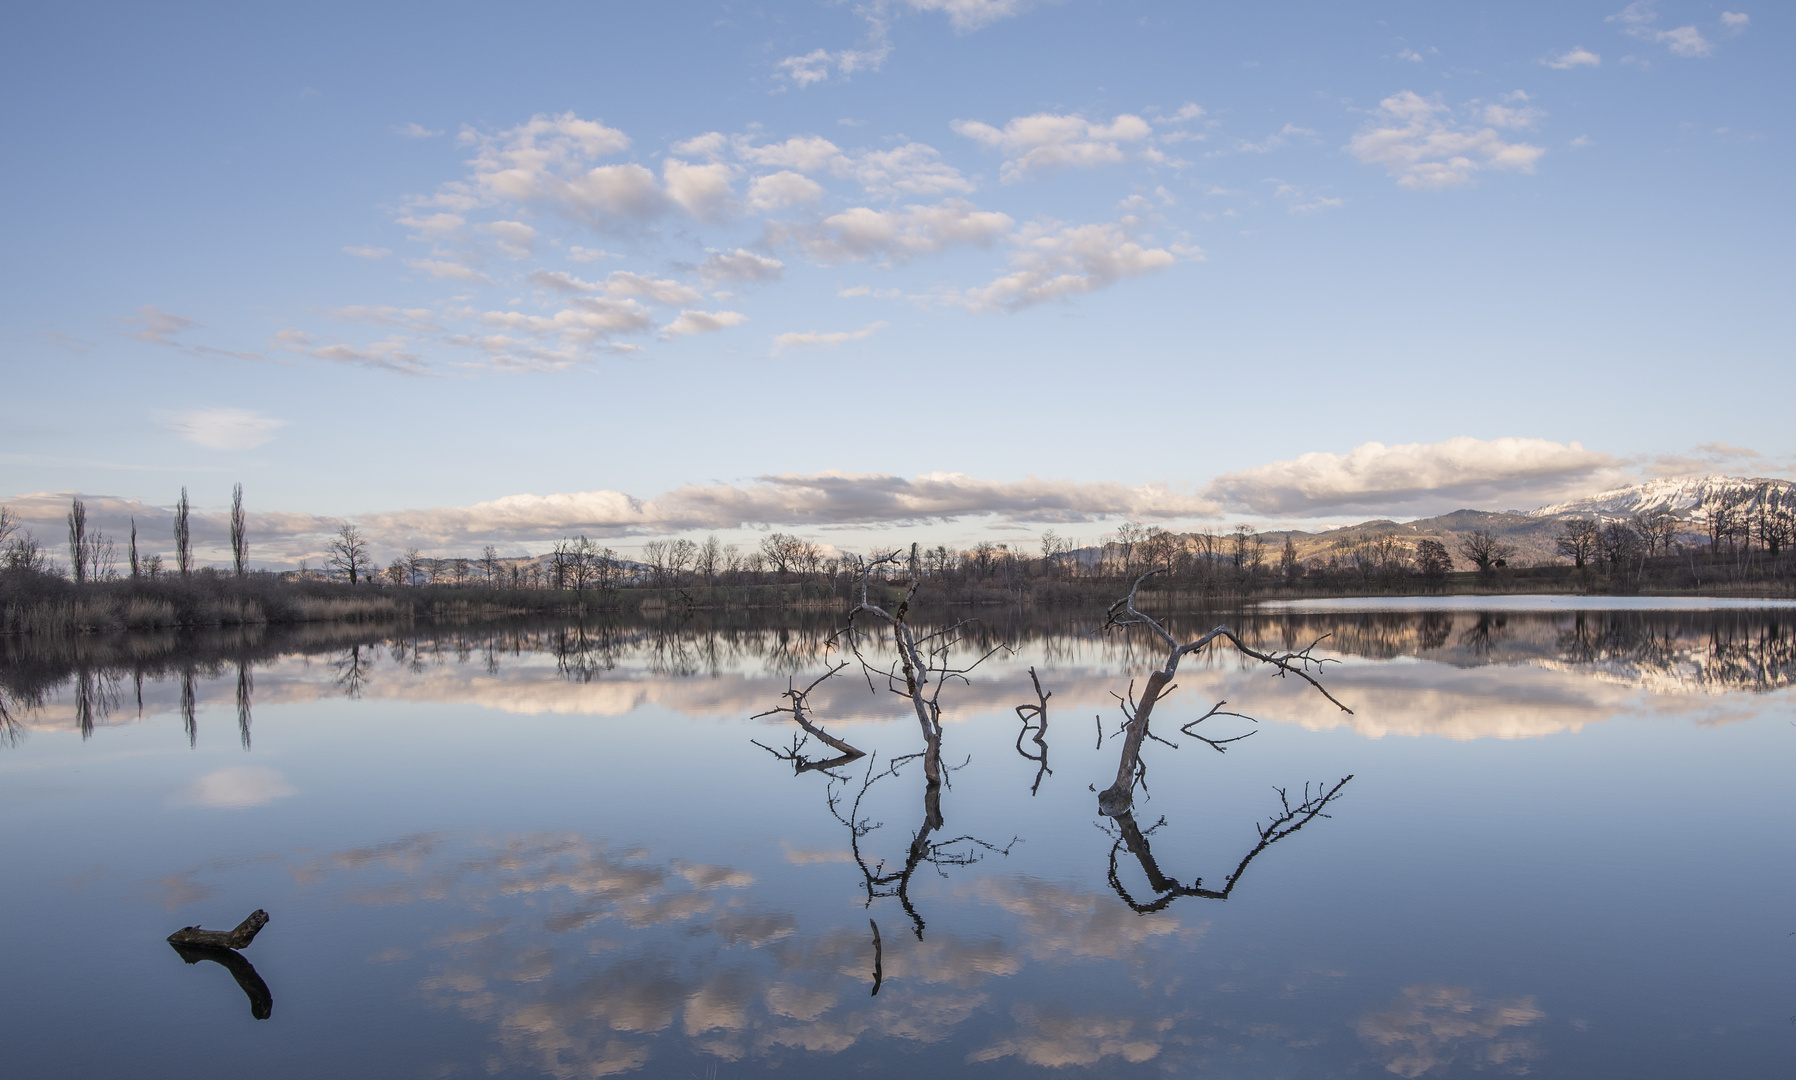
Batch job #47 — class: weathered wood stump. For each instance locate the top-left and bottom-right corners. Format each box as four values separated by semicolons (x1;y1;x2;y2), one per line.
167;909;269;950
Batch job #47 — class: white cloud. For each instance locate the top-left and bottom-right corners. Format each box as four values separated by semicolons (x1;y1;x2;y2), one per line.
479;298;654;348
126;305;199;347
172;767;298;809
405;257;490;283
1270;181;1344;215
1481;91;1543;130
603;271;704;305
901;0;1035;32
455;112;687;226
771;321;887;354
479;220;538;257
325;306;438;330
526;267;705;304
1228;122;1317;155
953;221;1179;313
1721;11;1749;31
952;112;1154;181
746;171;825;212
1348;91;1546;189
306;337;433;375
566;246;617;263
775;36;892;88
1608;2;1714;57
342;245;393;259
396;211;464;235
776;199;1013;263
275;326;432;376
670;131;727;159
699;249;785;284
361;469;1216;542
774;0;1032;89
164;408;288;450
846;142;974;196
1203;437;1628;515
663;158;736;220
734;134;972;198
735;134;844;174
121;305;262;361
394;122;443;139
1545;46;1602;69
660;309;748;339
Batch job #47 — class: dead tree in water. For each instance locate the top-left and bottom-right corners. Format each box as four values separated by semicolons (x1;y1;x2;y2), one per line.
1097;570;1351;817
751;662;866;774
1014;666;1052;795
845;552;1006;789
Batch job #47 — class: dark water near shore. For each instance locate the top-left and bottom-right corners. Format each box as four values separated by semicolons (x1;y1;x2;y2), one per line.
3;601;1794;1078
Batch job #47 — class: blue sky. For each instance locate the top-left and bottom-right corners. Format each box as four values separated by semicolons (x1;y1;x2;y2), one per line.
1;1;1789;563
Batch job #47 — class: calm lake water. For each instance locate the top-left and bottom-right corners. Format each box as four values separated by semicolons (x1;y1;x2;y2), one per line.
3;601;1794;1078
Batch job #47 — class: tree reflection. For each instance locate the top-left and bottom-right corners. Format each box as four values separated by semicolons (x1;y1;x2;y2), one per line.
826;751;1013;940
1013;666;1051;795
1103;777;1352;912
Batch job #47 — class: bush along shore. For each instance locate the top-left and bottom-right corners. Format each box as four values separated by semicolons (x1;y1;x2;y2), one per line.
5;546;1794;639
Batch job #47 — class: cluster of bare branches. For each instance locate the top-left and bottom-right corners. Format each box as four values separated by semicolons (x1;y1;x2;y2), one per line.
751;662;866;774
1095;569;1351;817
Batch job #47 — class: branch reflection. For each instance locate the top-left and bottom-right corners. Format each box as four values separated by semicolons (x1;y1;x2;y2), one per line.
1104;777;1352;912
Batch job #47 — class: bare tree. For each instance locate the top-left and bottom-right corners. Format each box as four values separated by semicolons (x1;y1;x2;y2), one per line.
1456;528;1515;578
327;524;371;584
174;487;192;578
230;483;248;576
1632;510;1678;557
666;537;698;584
1415;538;1453;585
760;532;816;577
1554;517;1601;583
697;534;722;584
129;517;141;579
1601;520;1643;577
67;497;89;584
1753;484;1792;558
1096;570;1351;817
403;547;426;586
480;545;500;585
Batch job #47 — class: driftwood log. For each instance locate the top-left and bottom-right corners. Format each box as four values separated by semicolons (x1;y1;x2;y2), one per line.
167;909;269;950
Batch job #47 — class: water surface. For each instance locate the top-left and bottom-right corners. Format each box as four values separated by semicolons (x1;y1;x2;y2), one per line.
3;603;1792;1077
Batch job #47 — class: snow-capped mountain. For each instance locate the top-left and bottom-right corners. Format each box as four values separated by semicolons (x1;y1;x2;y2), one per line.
1531;475;1792;518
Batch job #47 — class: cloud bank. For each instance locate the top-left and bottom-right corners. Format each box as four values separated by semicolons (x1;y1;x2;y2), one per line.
1203;437;1628;516
363;472;1219;546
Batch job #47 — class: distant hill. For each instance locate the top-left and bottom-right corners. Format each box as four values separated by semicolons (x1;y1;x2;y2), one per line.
1160;474;1791;570
1532;474;1792;517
